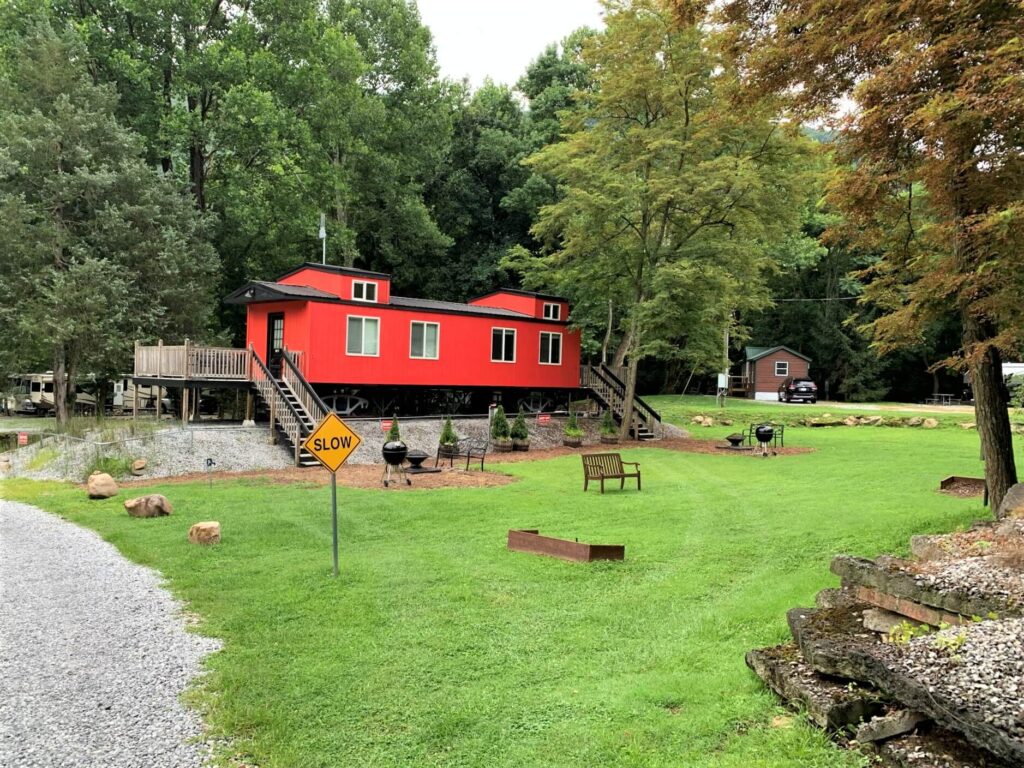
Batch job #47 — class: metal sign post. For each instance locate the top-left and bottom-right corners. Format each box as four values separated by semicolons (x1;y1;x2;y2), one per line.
302;412;362;577
331;472;339;577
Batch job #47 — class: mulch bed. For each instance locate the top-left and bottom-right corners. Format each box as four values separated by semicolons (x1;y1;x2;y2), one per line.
938;477;986;498
116;438;812;490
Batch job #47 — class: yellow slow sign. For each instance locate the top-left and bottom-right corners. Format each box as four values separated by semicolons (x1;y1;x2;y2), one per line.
302;413;362;472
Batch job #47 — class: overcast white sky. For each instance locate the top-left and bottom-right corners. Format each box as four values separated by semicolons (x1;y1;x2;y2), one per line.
416;0;605;88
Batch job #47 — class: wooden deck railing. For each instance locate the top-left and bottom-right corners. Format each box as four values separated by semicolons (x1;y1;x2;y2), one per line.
134;341;253;381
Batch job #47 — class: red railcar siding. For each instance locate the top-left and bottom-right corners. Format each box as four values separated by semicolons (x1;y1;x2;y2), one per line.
278;266;392;304
242;271;580;389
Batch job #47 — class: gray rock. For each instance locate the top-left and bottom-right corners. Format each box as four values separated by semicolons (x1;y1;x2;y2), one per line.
747;644;885;731
996;482;1024;521
854;709;928;743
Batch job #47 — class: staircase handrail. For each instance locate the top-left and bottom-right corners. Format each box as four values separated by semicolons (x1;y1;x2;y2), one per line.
281;348;328;427
597;364;662;423
249;346;307;433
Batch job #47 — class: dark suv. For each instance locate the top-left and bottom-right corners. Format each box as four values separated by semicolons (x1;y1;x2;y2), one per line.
778;377;818;403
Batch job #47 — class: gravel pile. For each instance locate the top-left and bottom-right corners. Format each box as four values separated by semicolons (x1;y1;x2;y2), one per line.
882;618;1024;740
0;500;222;767
903;556;1024;605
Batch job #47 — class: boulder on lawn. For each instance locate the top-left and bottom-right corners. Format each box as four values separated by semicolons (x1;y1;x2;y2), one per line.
124;494;173;518
843;416;859;427
906;416;924;427
188;521;221;545
130;459;147;476
0;457;11;472
997;483;1024;520
860;416;884;426
922;418;939;429
87;471;119;499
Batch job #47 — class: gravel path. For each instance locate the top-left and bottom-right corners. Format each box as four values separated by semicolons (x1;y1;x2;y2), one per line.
0;500;221;768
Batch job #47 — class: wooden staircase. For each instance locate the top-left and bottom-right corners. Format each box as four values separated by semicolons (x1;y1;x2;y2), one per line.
249;346;327;467
580;365;662;440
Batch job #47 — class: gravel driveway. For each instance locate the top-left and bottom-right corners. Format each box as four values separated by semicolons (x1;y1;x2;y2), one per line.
0;500;221;767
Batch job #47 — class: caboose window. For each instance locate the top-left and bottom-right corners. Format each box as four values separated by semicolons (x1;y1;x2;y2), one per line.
539;332;562;365
347;316;379;356
542;303;561;320
410;321;439;359
491;328;516;362
352;281;377;302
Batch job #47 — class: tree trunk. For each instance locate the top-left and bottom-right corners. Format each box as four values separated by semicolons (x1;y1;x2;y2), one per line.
612;326;632;369
602;299;614;365
618;310;641;440
966;322;1017;515
52;345;69;428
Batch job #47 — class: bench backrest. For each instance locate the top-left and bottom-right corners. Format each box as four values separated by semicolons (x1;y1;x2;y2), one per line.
582;453;625;476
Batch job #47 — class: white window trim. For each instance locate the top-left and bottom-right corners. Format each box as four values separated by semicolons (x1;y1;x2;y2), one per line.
542;302;561;320
539;331;563;366
409;320;440;360
346;315;380;357
352;280;378;303
774;360;789;376
491;327;516;363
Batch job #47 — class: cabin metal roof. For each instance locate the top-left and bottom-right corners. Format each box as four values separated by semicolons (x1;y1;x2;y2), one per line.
276;262;391;281
744;345;812;363
389;295;531;318
224;281;340;304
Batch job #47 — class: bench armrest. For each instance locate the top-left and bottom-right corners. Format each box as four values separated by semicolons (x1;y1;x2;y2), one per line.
622;461;640;468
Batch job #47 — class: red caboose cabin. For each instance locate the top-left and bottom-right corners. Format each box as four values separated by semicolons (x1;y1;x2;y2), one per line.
224;263;582;411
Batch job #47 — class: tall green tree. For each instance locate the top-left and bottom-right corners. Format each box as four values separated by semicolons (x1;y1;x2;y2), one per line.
722;0;1024;510
511;0;815;437
40;0;451;321
425;81;533;300
0;23;217;425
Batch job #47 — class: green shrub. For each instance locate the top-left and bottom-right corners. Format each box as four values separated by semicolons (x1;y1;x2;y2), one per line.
386;415;401;442
491;405;511;440
564;411;583;438
83;454;133;481
600;409;618;436
510;408;529;440
439;416;458;446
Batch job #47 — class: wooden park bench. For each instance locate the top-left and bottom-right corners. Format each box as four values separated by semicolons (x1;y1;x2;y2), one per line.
582;453;641;494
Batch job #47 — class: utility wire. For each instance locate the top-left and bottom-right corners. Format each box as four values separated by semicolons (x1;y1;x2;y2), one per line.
772;296;860;302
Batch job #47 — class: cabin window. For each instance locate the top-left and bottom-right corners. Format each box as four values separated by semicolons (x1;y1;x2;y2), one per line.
491;328;516;362
775;360;789;377
542;302;561;320
352;281;378;303
539;332;562;365
346;316;380;356
410;321;439;359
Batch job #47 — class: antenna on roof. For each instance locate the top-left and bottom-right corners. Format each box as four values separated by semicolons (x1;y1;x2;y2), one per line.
318;213;327;264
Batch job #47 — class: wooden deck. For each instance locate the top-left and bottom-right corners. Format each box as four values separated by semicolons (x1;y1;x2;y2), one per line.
134;341;251;383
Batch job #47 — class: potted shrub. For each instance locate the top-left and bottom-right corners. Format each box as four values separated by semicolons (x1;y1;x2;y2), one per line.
382;415;407;465
563;410;584;448
510;407;530;451
438;415;459;458
600;409;620;444
491;405;513;452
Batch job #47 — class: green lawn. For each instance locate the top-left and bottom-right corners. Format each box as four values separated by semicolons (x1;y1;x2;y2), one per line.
0;409;996;768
